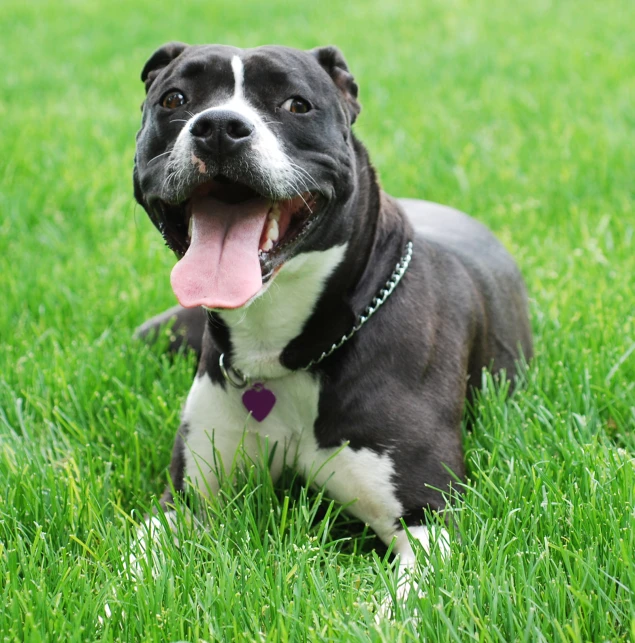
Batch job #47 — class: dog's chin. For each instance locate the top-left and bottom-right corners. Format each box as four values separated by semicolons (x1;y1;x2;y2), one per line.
149;175;326;287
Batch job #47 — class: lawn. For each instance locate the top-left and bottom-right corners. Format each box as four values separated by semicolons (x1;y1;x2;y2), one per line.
1;0;634;640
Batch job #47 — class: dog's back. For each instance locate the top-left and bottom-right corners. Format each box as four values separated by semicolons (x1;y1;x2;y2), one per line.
402;197;533;385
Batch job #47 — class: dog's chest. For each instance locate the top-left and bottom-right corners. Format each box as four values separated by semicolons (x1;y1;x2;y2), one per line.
181;245;347;489
181;368;321;497
185;369;320;441
179;246;406;538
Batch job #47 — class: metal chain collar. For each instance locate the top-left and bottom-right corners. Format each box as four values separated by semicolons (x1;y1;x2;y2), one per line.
219;240;414;388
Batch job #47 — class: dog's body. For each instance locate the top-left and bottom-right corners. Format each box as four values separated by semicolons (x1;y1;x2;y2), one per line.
133;43;532;569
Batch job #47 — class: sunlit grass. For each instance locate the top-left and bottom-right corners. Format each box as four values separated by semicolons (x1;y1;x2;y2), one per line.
1;0;634;640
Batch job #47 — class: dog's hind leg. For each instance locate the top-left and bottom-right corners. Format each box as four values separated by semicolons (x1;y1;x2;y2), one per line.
134;305;206;357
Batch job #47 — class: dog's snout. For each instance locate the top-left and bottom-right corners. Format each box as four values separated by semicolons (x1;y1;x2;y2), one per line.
190;110;255;156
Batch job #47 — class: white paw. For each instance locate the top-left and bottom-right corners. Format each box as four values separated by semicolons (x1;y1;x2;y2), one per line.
376;525;450;620
126;511;180;580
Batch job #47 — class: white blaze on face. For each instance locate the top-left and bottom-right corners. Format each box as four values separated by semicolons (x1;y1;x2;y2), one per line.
231;55;245;100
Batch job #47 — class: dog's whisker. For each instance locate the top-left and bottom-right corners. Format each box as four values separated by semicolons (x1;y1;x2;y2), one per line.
287;161;319;188
147;150;173;166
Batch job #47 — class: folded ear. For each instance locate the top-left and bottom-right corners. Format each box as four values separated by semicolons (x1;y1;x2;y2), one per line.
310;46;361;124
141;41;189;92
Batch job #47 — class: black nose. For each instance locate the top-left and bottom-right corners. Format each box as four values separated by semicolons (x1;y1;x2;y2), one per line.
189;110;255;156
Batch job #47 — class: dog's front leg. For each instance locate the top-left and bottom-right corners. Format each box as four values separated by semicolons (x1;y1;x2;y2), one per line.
176;371;289;497
295;434;452;616
389;524;450;595
132;370;289;575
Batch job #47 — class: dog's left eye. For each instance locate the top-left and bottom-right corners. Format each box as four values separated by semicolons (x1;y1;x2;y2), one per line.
281;97;311;114
161;91;187;109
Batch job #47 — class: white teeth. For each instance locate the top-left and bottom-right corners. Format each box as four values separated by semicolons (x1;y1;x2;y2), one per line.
188;216;193;237
267;219;279;242
261;202;281;253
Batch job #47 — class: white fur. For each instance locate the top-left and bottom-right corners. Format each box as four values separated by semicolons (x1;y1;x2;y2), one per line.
182;244;345;488
297;433;405;543
376;525;451;618
392;525;451;600
392;525;451;567
219;244;348;379
230;55;245;99
182;369;311;494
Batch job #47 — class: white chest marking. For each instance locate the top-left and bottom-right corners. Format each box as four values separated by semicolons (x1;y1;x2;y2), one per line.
181;369;320;495
219;244;348;380
183;243;347;491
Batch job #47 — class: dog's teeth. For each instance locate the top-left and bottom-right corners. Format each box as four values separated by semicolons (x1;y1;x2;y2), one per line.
262;238;274;252
267;219;279;242
270;203;281;222
188;216;193;237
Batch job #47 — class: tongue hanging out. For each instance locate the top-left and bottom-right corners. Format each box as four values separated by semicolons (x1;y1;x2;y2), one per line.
170;196;270;309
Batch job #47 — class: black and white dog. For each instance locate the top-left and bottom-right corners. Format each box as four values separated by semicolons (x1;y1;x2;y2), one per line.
133;42;533;575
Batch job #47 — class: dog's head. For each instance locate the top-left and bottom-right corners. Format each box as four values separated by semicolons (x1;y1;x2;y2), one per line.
134;43;362;310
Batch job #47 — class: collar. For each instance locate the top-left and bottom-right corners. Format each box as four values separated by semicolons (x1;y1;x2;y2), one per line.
217;240;413;388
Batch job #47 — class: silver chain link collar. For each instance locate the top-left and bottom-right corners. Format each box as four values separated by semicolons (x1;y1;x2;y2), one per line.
219;240;413;388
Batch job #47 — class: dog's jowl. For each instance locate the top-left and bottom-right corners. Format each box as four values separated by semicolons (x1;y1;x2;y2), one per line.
133;42;533;578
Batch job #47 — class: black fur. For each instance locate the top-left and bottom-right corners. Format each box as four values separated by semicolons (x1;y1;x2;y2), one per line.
134;43;533;529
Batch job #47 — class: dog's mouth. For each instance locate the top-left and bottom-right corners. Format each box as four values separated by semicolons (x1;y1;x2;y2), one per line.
159;176;323;309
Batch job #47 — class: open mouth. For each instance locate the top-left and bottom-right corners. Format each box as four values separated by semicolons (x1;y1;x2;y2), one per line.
186;178;320;270
158;176;323;310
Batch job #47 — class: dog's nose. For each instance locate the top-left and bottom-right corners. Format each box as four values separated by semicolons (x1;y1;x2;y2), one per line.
189;110;255;156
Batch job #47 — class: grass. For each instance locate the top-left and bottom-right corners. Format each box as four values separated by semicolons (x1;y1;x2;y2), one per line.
1;0;634;640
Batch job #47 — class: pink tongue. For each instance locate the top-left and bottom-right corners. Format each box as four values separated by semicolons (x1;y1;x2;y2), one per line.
171;196;269;309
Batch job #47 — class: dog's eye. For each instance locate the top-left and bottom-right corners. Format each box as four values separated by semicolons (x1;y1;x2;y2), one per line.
161;91;187;109
281;97;311;114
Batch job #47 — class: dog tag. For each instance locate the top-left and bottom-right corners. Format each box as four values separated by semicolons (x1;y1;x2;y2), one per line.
242;383;276;422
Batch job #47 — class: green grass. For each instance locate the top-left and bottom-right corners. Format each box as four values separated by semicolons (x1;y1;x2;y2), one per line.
1;0;634;640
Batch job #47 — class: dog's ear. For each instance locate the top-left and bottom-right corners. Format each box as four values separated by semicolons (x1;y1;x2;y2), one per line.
310;46;361;124
141;41;189;93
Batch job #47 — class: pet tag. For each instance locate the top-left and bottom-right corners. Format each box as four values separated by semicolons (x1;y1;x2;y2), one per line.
242;383;276;422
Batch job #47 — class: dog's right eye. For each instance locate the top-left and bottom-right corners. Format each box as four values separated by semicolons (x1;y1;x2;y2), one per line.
161;91;187;109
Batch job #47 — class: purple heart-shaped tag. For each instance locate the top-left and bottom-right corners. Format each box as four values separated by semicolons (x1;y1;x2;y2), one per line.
242;383;276;422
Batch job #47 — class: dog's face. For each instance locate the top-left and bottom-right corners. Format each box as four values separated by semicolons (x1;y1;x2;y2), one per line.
134;43;361;310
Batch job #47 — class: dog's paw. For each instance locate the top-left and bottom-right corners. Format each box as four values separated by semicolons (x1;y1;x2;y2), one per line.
375;564;427;621
126;511;180;581
375;526;450;620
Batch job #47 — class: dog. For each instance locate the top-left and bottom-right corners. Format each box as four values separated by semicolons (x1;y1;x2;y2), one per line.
132;42;533;584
